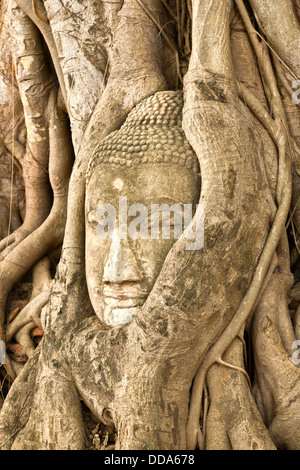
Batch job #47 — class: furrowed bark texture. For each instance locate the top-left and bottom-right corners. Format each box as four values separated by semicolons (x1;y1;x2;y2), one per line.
0;1;25;243
253;272;300;450
249;0;300;79
43;0;108;154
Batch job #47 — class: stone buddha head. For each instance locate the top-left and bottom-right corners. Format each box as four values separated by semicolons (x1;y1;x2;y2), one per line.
86;91;201;327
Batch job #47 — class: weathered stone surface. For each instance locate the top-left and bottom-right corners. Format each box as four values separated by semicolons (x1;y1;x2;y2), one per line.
87;91;200;178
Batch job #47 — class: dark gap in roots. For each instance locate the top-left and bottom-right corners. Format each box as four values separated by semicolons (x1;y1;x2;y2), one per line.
244;328;254;384
81;401;117;450
0;364;12;404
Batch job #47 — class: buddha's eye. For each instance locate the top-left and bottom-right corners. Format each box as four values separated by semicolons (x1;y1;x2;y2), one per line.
168;212;183;229
149;208;184;240
88;210;112;235
88;210;110;231
87;211;98;230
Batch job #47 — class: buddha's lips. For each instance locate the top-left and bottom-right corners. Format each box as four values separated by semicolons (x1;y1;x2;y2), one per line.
103;285;147;299
104;294;147;299
104;298;146;309
102;286;147;308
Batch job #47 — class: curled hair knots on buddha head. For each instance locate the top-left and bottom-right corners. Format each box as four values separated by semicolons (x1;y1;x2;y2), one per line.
86;91;200;184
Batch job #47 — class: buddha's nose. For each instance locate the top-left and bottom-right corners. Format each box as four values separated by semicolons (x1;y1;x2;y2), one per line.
103;229;142;284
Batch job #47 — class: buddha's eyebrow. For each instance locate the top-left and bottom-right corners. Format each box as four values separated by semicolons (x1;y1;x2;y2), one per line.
85;202;103;216
143;197;183;206
86;197;106;207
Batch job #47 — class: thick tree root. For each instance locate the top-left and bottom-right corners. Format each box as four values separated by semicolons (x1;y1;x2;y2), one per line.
0;346;40;450
205;337;276;450
253;272;300;450
6;289;49;341
0;84;73;342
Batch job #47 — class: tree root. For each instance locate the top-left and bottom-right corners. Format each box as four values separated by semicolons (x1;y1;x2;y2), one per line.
0;346;41;449
253;272;300;449
205;337;276;450
14;0;67;106
10;354;86;450
6;288;50;342
216;357;251;388
136;0;183;86
15;321;36;358
0;83;73;342
186;89;292;449
185;0;294;450
4;259;51;374
31;257;52;299
249;0;300;79
9;359;24;378
0;229;29;259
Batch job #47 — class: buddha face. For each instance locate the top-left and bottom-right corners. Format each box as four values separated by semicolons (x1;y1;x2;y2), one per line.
85;164;200;327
